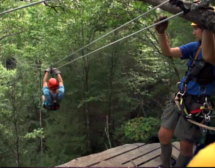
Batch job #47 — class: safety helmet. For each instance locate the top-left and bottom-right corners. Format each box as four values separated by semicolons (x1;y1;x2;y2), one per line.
48;78;59;90
188;142;215;167
191;22;197;26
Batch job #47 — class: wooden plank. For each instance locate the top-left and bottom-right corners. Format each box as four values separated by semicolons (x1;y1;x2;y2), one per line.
172;141;180;150
172;146;180;160
104;143;160;166
172;141;196;154
88;144;147;166
123;148;161;167
56;143;145;167
57;142;185;167
140;156;162;167
94;160;123;167
142;156;177;167
92;143;160;167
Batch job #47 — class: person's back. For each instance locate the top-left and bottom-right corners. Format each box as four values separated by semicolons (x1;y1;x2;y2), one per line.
43;83;64;106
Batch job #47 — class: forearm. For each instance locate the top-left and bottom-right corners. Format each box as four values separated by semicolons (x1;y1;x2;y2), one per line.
202;30;215;64
157;32;171;56
57;74;63;84
43;72;49;83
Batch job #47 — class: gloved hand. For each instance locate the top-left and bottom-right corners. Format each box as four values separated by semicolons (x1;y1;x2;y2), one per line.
52;68;61;75
154;16;169;34
45;68;51;73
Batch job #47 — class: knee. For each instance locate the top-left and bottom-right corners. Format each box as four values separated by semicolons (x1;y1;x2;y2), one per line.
158;127;174;144
180;140;194;156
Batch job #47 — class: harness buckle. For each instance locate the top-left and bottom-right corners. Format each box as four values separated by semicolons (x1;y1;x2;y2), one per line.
204;114;211;122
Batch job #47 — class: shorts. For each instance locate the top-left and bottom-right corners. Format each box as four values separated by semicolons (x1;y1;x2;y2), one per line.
161;99;202;143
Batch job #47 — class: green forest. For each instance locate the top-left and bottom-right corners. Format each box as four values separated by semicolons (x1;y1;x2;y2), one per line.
0;0;214;167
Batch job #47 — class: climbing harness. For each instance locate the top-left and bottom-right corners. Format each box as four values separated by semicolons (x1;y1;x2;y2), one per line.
47;91;60;110
186;97;214;132
174;46;215;132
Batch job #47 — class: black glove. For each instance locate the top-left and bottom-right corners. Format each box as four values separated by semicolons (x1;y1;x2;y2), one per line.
45;68;51;73
154;16;169;34
52;68;61;75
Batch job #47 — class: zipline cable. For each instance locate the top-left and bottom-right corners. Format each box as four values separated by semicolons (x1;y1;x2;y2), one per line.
57;11;184;69
53;0;170;66
0;0;52;16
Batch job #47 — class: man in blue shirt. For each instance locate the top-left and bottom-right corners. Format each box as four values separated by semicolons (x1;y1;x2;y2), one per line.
190;18;215;162
42;68;65;110
154;16;215;167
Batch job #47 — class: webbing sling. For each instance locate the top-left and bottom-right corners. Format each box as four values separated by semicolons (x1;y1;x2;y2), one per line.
191;46;201;67
183;46;201;88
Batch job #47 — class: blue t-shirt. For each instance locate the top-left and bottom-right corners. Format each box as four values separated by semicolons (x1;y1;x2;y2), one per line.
178;42;215;96
43;85;65;106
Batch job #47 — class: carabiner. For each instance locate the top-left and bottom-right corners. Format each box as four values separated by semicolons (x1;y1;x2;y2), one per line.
199;86;207;94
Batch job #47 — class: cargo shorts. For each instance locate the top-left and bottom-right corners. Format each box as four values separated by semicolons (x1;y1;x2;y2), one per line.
161;99;202;143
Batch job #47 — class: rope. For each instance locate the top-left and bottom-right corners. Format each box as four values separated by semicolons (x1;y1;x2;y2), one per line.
53;0;170;66
57;11;184;69
0;0;52;16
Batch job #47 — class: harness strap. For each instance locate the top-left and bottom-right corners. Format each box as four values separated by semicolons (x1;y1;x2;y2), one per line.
191;46;201;67
179;95;212;119
49;91;60;110
183;46;202;89
49;91;59;103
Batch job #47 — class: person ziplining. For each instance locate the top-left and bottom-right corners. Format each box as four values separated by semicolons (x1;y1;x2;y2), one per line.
42;67;65;111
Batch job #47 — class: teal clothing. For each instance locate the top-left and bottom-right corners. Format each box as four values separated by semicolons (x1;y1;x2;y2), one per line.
43;85;65;106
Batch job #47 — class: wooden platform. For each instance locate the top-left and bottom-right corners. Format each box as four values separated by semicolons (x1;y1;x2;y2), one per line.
56;141;182;167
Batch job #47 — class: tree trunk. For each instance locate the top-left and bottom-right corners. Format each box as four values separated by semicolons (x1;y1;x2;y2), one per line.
81;18;91;154
14;120;20;167
38;60;43;165
84;60;90;153
139;0;215;33
108;32;117;133
10;84;20;167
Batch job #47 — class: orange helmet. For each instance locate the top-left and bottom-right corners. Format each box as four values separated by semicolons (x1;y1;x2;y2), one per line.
48;78;59;90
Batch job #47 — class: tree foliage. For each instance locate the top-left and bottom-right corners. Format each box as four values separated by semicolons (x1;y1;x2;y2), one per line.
0;0;206;167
